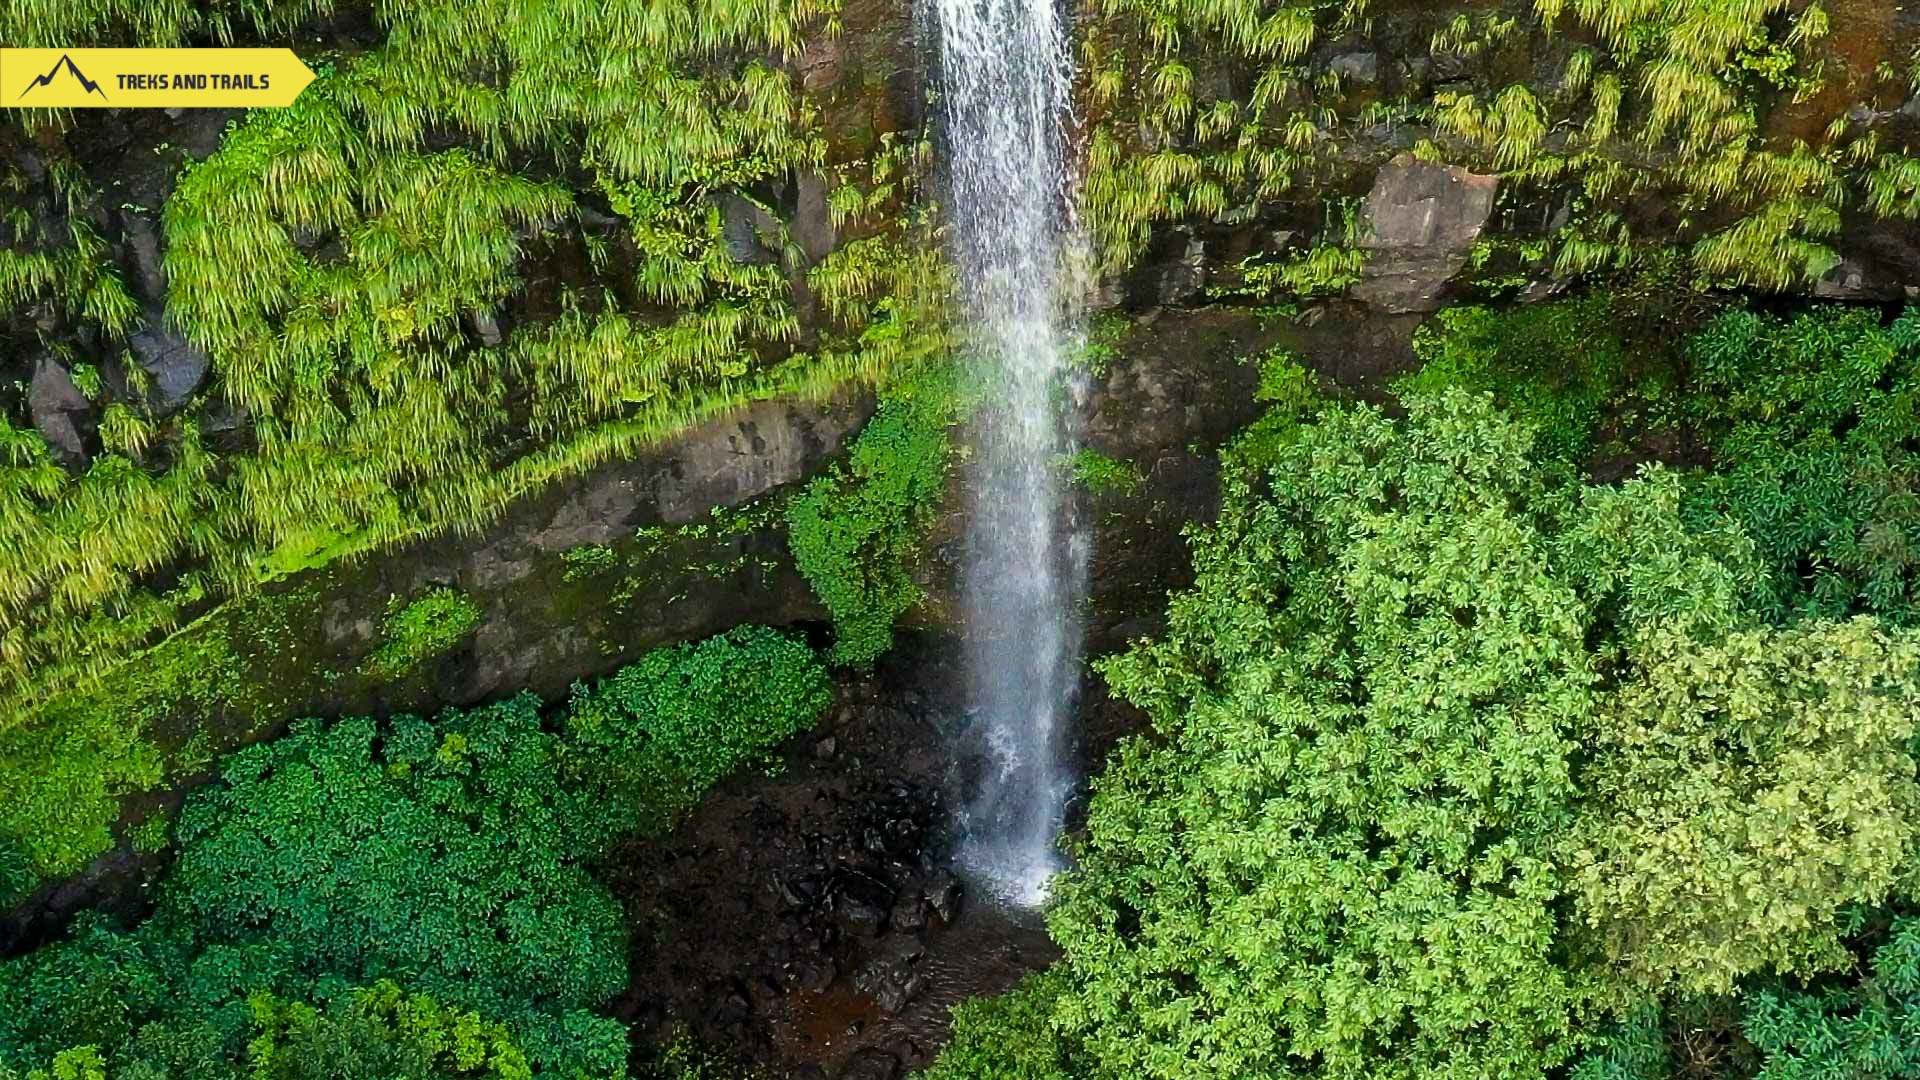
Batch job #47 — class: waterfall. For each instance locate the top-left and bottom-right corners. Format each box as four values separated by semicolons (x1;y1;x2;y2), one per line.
932;0;1085;907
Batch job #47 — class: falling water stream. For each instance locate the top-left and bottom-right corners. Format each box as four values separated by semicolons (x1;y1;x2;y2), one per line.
932;0;1085;906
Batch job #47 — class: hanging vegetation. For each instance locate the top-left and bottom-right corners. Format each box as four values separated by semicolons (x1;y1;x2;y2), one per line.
0;0;945;731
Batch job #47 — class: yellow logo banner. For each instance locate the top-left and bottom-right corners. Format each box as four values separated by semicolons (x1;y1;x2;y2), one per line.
1;49;315;108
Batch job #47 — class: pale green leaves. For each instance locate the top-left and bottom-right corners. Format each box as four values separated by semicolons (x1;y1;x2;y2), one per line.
1574;618;1920;995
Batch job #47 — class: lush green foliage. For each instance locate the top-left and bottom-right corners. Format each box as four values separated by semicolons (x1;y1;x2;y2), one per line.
1067;451;1144;498
565;625;832;828
1740;915;1920;1079
1041;390;1714;1079
1081;0;1918;289
1574;620;1920;995
363;588;483;679
247;981;535;1080
1400;296;1638;463
0;582;326;884
787;364;960;665
0;627;828;1080
937;354;1920;1078
1684;307;1920;625
0;0;329;49
1406;300;1920;630
927;969;1082;1080
2;0;943;728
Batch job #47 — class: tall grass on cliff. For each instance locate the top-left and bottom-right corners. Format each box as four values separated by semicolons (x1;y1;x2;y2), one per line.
0;0;947;727
1080;0;1920;292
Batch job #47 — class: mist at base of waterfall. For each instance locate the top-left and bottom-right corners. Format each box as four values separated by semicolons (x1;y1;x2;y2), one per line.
932;0;1085;908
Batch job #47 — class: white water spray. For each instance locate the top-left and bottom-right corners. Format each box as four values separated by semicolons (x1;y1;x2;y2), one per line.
932;0;1085;907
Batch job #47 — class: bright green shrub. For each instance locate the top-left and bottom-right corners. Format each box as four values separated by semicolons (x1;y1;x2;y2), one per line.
247;981;535;1080
1067;451;1143;498
931;378;1913;1078
362;588;483;679
1030;390;1725;1079
926;969;1079;1080
1685;306;1920;626
1573;619;1920;995
787;365;960;665
126;810;169;855
562;545;619;582
0;702;163;881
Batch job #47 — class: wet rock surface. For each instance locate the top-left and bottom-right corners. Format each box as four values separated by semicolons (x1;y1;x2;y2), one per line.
127;316;210;415
606;637;1057;1077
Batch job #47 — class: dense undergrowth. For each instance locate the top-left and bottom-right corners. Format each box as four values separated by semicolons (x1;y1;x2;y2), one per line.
932;299;1920;1080
0;626;828;1080
787;362;965;665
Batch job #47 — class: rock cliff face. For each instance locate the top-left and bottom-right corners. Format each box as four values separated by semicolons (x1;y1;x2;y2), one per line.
0;389;869;947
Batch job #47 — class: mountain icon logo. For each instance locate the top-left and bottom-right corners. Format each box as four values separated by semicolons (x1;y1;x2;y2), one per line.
17;54;107;101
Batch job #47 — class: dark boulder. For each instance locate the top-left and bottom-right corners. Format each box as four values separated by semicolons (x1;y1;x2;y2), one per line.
837;1048;899;1080
792;171;838;264
1327;50;1381;85
127;315;210;415
465;309;506;347
119;212;167;304
27;357;93;468
924;869;962;925
1351;153;1498;314
721;194;783;265
836;871;894;935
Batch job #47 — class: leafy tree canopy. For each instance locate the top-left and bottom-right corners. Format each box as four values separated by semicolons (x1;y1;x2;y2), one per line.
939;372;1920;1080
0;627;828;1080
1573;620;1920;996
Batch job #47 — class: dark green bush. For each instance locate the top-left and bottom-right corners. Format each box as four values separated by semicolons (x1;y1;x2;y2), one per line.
0;627;829;1080
1399;295;1636;463
0;835;35;908
362;588;483;679
564;624;833;830
1684;306;1920;626
1739;915;1920;1079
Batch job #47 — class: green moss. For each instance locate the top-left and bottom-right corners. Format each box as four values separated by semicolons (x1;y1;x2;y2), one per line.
1068;451;1144;498
1072;314;1128;378
0;601;263;880
362;589;483;681
562;545;620;582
